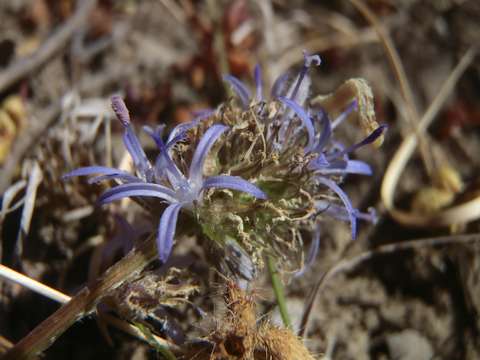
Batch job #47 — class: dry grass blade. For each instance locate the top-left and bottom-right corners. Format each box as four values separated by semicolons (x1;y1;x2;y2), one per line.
0;264;70;304
0;180;27;259
348;0;418;122
381;47;477;227
15;162;42;260
0;180;27;220
348;0;438;177
299;233;480;338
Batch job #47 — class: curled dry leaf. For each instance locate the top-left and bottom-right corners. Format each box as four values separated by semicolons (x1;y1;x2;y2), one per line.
312;78;384;147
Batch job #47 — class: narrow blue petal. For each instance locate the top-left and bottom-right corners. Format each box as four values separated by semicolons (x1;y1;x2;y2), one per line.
331;100;358;129
123;128;153;180
189;124;228;185
315;200;377;224
278;97;315;152
157;203;182;263
289;51;321;102
308;154;330;170
254;64;263;102
167;110;213;144
270;72;290;98
294;225;320;278
87;173;141;184
312;109;332;153
143;125;186;187
329;124;388;160
223;75;251;108
98;183;177;205
312;160;372;176
344;160;372;175
202;175;267;200
316;177;357;239
358;207;377;224
62;166;128;180
143;125;166;147
166;109;215;149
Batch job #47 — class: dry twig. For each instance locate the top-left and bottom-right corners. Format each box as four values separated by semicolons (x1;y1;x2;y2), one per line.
381;48;477;227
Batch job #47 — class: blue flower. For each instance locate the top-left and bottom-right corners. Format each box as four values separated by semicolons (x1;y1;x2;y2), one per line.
64;96;267;263
223;51;386;274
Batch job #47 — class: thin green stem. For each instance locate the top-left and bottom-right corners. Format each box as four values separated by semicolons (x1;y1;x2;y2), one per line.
267;255;292;329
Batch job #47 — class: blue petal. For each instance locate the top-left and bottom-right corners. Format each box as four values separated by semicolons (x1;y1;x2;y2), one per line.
331;100;357;129
122;128;152;179
343;160;372;175
188;124;228;185
294;225;320;278
289;51;321;102
308;154;330;170
88;173;142;184
254;64;263;101
328;124;388;160
98;183;177;205
223;75;251;108
143;125;166;146
202;175;267;200
315;200;377;224
312;160;372;176
63;166;132;180
316;177;357;239
143;126;186;187
312;109;332;153
278;97;315;152
270;72;290;98
157;203;182;263
166;110;213;144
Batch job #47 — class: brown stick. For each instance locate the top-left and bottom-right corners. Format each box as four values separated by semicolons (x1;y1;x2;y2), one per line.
0;0;96;94
3;235;158;360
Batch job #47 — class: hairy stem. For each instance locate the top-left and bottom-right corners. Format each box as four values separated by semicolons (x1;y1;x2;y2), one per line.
267;255;292;329
3;235;158;360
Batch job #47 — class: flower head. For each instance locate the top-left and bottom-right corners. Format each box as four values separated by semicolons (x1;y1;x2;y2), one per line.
64;96;266;264
221;52;385;274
